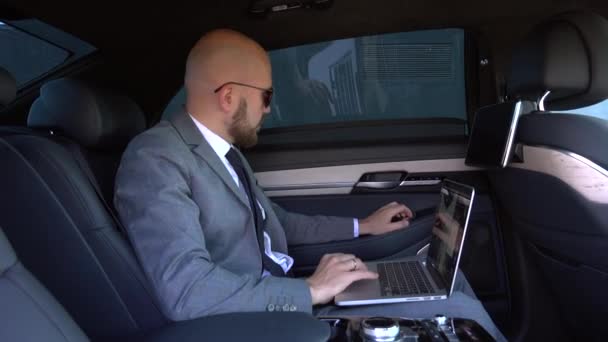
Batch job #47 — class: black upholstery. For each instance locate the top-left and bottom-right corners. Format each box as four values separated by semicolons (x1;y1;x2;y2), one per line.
489;11;608;339
517;112;608;171
3;217;335;342
2;223;332;342
508;11;608;110
0;78;167;339
28;78;146;150
0;66;17;107
141;312;330;342
0;228;89;342
0;76;336;342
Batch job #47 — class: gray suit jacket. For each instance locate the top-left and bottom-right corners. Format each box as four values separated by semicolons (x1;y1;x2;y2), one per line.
114;109;355;321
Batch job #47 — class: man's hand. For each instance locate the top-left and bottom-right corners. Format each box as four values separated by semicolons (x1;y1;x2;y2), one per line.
359;202;413;236
306;253;378;305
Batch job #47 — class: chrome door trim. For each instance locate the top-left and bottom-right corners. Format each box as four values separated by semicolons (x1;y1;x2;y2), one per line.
262;182;355;192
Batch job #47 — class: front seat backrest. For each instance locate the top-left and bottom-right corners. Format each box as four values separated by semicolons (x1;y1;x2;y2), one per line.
0;78;166;339
0;227;88;342
492;10;608;340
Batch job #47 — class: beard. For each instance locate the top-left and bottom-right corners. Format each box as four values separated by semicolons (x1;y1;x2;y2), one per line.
228;98;261;149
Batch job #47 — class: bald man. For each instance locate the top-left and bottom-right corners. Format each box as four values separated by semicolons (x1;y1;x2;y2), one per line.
114;29;505;341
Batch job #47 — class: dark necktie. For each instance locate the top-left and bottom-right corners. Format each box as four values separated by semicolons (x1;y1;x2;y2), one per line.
225;147;286;277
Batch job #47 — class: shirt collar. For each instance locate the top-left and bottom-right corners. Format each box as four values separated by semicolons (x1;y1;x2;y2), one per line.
188;113;232;159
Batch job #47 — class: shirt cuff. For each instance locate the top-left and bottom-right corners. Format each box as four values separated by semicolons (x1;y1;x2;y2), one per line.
353;218;359;238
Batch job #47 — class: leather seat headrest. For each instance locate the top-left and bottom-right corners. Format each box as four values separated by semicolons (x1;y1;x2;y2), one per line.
508;11;608;110
28;78;146;150
0;67;17;107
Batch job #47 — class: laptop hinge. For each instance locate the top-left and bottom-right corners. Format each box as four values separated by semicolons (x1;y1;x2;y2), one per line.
425;261;448;291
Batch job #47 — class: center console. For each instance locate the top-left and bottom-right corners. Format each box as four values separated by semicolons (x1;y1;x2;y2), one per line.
319;315;495;342
140;311;495;342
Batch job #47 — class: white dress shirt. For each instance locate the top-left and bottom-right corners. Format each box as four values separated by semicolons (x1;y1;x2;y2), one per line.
188;114;359;277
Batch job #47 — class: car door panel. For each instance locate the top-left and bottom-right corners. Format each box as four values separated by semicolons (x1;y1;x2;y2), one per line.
248;140;508;325
254;155;502;283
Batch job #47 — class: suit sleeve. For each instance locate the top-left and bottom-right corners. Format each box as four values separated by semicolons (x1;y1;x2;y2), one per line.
270;201;356;245
114;131;312;321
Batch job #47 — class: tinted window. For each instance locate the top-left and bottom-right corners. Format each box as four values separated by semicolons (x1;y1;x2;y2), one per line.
162;29;469;145
264;29;466;129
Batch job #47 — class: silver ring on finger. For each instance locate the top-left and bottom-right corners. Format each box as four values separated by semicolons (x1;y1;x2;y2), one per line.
351;258;357;271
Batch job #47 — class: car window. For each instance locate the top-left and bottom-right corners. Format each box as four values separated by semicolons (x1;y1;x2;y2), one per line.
163;28;469;146
556;100;608;121
265;29;466;130
0;20;95;89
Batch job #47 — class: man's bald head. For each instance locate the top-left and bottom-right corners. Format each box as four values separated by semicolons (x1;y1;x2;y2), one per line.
185;29;270;94
184;29;272;147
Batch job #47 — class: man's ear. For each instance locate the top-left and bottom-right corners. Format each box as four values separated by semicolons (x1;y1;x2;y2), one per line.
217;85;234;113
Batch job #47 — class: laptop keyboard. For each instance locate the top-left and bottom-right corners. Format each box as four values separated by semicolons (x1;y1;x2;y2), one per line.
377;261;433;297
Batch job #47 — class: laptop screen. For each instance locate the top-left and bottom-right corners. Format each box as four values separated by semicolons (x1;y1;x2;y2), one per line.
426;180;474;294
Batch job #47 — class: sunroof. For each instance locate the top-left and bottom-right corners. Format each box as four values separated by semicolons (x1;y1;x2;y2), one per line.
0;19;96;89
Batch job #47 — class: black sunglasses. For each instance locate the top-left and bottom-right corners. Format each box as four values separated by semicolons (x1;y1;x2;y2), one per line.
214;81;274;108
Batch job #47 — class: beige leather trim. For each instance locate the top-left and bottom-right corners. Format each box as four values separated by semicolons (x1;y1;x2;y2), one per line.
510;145;608;204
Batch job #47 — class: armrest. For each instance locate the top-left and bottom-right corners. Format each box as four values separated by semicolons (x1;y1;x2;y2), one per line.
140;312;330;342
289;215;434;276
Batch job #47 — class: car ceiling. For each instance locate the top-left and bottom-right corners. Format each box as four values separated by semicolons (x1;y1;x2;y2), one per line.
2;0;608;122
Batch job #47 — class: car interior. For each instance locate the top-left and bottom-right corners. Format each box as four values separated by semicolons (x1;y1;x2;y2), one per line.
0;0;607;341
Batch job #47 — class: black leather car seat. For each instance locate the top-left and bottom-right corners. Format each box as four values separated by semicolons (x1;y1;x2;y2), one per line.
0;78;167;339
0;226;89;342
0;67;331;342
490;11;608;340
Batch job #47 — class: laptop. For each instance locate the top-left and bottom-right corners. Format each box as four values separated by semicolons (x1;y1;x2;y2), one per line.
335;179;475;306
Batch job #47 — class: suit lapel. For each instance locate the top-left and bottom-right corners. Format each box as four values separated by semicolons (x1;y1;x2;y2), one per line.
168;109;249;208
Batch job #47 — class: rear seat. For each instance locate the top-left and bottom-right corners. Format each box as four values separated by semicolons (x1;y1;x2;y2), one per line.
0;78;167;339
1;70;88;342
0;74;331;342
0;227;89;342
0;224;330;342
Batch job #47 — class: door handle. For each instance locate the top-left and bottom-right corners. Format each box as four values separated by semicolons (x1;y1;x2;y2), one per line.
354;181;401;190
353;171;407;191
353;172;442;192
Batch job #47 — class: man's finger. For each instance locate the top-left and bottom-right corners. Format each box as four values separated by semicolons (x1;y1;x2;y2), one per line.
336;258;358;272
345;270;379;284
379;202;399;211
321;253;340;262
388;219;410;231
320;253;347;266
330;253;357;264
384;204;410;218
402;205;414;219
398;205;414;219
356;260;371;272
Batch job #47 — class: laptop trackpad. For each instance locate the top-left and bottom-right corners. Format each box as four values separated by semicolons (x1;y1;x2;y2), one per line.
336;277;382;303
